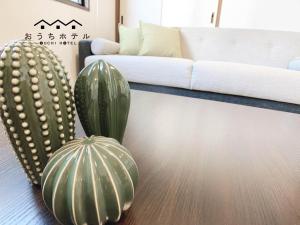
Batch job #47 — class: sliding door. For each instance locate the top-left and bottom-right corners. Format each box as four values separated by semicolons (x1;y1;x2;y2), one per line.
120;0;162;27
120;0;220;27
161;0;219;27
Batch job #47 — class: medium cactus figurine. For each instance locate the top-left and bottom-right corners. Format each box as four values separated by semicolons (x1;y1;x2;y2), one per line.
42;136;139;225
0;40;76;185
75;60;130;143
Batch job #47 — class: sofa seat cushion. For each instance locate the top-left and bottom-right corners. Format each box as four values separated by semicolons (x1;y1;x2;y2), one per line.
85;55;193;89
192;61;300;105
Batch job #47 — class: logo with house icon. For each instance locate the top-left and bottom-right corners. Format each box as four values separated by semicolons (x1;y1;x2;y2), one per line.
34;19;82;30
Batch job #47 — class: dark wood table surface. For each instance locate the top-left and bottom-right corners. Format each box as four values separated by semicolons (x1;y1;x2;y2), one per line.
0;90;300;225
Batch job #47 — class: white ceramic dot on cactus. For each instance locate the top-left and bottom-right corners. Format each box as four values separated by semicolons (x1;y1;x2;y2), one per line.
33;93;41;100
16;104;23;111
42;123;49;130
51;88;58;95
2;104;7;110
42;130;49;136
41;60;48;65
6;119;12;125
14;96;22;103
44;140;51;146
9;127;15;132
63;86;68;92
24;47;32;52
21;122;29;128
58;125;63;131
19;113;26;119
61;79;66;85
54;104;60;110
29;68;37;76
54;65;60;71
15;140;21;146
12;87;20;94
11;78;20;86
26;53;34;59
34;101;42;108
31;85;39;92
11;53;20;60
1;52;7;60
28;60;37;66
28;143;35;148
40;54;46;59
31;77;39;84
12;61;21;68
37;108;44;115
42;66;50;72
12;47;21;52
46;73;53;80
12;70;21;77
48;80;55;87
39;115;47;122
26;136;32;142
53;96;59;102
24;129;31;135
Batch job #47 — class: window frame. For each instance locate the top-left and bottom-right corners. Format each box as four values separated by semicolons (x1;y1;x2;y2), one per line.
54;0;90;11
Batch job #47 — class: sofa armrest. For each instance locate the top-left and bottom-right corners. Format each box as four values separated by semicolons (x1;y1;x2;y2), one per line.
288;57;300;71
91;38;120;55
79;40;93;71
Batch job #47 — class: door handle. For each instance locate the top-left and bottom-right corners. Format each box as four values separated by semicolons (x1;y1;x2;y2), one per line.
211;12;215;24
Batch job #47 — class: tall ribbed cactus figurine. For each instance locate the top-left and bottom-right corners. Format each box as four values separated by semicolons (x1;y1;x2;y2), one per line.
75;60;130;143
0;41;76;185
42;136;139;225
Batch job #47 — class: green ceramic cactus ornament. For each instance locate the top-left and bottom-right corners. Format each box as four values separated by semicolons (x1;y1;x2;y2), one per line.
42;136;139;225
0;41;76;185
75;60;130;143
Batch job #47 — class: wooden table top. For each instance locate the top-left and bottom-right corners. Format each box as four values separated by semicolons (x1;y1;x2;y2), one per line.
0;90;300;225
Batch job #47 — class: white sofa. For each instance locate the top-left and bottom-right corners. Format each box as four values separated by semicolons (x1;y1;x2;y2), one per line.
81;28;300;105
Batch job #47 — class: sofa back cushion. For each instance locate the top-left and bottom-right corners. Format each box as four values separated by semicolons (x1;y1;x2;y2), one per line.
180;28;300;68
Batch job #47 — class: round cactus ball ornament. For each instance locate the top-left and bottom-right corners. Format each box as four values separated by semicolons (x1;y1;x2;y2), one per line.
42;136;139;225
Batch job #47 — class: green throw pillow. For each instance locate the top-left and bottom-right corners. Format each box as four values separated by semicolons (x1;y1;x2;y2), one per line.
119;25;140;55
139;21;182;58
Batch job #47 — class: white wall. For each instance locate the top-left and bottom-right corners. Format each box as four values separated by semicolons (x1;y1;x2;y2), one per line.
120;0;162;26
220;0;300;32
0;0;115;85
